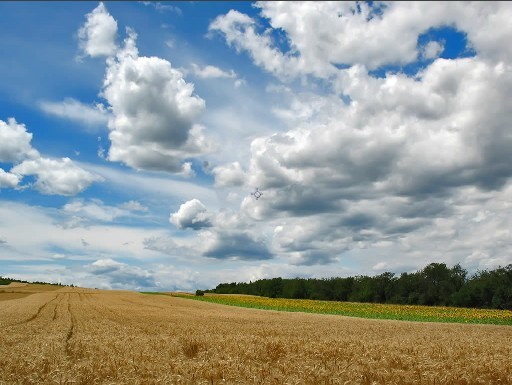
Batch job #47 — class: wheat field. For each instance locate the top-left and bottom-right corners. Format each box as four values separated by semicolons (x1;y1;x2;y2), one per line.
0;285;511;385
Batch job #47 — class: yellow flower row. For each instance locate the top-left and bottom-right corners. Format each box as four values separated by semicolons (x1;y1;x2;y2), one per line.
196;294;512;325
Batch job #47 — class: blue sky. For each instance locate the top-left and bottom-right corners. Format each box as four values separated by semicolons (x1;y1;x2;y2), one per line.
1;1;512;291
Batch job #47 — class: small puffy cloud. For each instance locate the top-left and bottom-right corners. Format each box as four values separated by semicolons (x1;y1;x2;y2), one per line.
0;168;20;188
141;1;182;15
212;161;246;187
59;199;148;228
89;258;156;289
119;200;148;212
143;236;193;258
0;118;39;162
170;199;212;230
39;98;108;128
372;262;391;272
421;41;444;60
89;258;127;274
63;199;125;222
288;250;336;266
58;215;88;230
234;79;245;88
190;63;237;79
143;236;179;255
170;208;274;263
101;29;212;172
78;2;118;58
201;229;273;261
0;118;101;196
11;157;103;196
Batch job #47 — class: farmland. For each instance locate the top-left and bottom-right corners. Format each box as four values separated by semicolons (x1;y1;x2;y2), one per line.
183;293;512;325
1;284;511;384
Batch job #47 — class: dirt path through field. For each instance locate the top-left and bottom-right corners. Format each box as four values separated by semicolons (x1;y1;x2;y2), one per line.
0;286;510;384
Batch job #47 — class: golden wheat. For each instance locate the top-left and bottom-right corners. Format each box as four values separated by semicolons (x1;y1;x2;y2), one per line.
0;285;510;384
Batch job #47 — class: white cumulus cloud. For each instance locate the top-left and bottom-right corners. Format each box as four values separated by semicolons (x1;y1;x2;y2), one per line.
170;199;212;230
0;118;101;196
212;161;246;187
89;258;156;289
190;63;237;79
0;168;20;188
209;9;301;79
78;2;118;58
0;118;39;162
201;229;273;261
421;41;444;60
11;157;103;196
101;28;212;172
210;2;512;79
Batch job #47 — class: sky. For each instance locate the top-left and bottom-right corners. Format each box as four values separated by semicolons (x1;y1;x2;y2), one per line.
1;1;512;291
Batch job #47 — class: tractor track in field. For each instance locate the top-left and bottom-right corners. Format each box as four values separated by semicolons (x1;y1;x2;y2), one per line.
7;294;60;328
52;293;66;321
65;294;77;358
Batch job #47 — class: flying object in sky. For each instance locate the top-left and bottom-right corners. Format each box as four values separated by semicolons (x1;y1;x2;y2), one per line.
251;188;263;200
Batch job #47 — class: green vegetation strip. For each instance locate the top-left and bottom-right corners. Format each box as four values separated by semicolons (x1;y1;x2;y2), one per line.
172;293;512;325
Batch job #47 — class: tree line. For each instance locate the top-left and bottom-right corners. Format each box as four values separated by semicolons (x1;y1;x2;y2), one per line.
0;276;72;287
208;263;512;310
0;276;26;285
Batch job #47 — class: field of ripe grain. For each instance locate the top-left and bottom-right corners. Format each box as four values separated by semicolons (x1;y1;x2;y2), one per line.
0;285;511;385
0;283;61;301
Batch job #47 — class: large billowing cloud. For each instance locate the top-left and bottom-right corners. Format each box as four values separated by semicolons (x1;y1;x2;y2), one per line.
102;30;210;172
236;55;512;265
204;2;512;268
78;4;213;173
245;58;512;202
210;2;512;78
78;2;118;58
